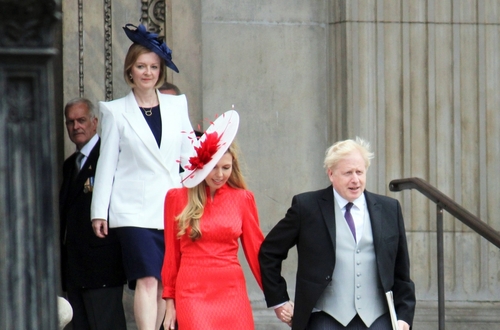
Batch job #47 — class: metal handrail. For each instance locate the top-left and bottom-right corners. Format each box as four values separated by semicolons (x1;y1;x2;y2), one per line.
389;177;500;248
389;177;500;330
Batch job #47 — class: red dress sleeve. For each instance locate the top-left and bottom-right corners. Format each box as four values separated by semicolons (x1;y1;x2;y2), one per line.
240;190;265;290
161;188;185;299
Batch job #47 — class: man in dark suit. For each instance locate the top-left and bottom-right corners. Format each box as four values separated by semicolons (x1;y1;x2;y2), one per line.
60;98;126;330
259;138;415;330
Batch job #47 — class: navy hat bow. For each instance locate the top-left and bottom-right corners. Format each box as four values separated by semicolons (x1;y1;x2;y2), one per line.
123;23;179;73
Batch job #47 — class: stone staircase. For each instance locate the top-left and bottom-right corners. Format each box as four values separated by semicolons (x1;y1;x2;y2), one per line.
120;291;500;329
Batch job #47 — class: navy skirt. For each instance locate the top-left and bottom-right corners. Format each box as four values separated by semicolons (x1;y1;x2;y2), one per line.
115;227;164;290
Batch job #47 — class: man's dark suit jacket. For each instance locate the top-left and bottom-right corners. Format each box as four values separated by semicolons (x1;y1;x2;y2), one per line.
59;139;126;291
259;187;416;330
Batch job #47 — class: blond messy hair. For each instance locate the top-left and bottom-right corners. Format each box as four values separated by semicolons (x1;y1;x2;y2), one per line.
323;137;374;172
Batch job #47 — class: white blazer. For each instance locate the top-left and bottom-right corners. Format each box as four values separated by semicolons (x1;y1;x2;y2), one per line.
91;91;195;229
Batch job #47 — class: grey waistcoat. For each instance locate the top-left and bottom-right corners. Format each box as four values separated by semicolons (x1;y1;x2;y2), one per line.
314;199;387;326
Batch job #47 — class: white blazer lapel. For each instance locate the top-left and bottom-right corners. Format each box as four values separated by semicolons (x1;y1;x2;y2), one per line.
157;93;190;167
158;93;172;157
122;91;165;166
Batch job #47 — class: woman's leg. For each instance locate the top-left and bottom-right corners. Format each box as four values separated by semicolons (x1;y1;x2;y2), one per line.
134;276;160;330
155;281;166;329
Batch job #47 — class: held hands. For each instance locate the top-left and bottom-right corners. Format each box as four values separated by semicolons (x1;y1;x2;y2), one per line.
274;300;294;327
398;320;410;330
92;219;108;238
164;299;177;330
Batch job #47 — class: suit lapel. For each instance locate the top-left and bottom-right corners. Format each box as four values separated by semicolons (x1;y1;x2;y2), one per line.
318;186;336;247
365;191;385;256
158;93;170;157
59;154;76;213
67;140;100;205
122;91;166;166
318;190;386;255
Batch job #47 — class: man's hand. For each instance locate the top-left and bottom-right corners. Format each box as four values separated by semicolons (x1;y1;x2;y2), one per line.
274;301;294;327
398;320;410;330
92;219;108;238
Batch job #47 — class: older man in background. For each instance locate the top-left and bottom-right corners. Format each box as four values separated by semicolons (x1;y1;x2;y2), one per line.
60;98;126;330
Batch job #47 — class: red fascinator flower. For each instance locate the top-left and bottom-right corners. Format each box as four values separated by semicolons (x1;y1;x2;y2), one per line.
185;131;222;171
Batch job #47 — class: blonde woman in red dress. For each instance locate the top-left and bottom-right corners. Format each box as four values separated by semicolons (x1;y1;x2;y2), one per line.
161;111;264;329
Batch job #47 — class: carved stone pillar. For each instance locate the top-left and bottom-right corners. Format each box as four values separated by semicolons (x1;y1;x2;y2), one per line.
0;0;62;329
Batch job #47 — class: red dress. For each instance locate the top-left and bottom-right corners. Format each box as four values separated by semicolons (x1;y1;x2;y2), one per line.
161;184;264;330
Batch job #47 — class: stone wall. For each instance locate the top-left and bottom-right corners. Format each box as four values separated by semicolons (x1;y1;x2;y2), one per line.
60;1;500;329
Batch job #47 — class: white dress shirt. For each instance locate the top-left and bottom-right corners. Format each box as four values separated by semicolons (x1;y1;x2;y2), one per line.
76;134;99;170
333;189;367;244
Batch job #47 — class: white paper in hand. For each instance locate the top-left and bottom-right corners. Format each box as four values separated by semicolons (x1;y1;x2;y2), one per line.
385;291;398;330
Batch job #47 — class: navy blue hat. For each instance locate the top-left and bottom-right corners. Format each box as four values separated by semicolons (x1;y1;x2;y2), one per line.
123;23;179;73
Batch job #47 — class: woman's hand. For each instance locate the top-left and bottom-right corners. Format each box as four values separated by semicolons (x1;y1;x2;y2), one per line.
164;298;177;330
274;300;294;327
91;219;108;238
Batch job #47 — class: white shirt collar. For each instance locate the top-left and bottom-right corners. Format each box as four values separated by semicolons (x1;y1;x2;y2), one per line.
332;187;366;210
77;134;99;157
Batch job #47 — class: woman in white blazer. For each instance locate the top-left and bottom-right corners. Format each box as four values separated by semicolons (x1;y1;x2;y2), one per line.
91;24;196;330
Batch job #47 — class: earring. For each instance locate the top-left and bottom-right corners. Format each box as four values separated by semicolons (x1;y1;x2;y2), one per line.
129;74;133;80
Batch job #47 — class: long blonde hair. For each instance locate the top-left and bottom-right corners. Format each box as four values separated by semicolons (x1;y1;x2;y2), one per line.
176;143;247;241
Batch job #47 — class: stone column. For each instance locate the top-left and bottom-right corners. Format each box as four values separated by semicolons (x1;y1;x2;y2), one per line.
0;0;62;329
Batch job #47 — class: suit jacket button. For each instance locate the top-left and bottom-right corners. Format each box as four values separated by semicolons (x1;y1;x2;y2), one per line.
325;275;331;280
